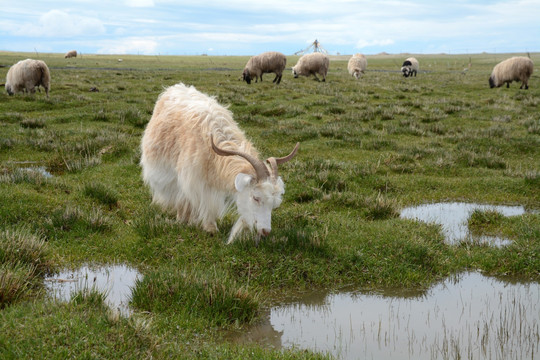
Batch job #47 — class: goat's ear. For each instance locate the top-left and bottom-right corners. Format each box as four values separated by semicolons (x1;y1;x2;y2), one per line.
235;173;254;192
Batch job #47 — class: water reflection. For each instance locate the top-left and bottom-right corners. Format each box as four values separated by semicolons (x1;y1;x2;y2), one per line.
23;166;53;178
230;272;539;360
45;264;141;316
400;202;527;246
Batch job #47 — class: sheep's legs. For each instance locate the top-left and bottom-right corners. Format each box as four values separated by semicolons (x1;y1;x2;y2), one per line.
273;74;282;84
227;217;247;244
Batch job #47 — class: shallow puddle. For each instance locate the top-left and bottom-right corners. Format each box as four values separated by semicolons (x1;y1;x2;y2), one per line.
400;202;527;246
23;166;53;178
229;272;539;360
45;264;141;316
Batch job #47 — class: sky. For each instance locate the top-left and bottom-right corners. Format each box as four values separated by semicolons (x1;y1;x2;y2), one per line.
1;0;539;56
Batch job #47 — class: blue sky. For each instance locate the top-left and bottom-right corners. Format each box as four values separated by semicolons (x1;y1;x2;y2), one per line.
1;0;539;56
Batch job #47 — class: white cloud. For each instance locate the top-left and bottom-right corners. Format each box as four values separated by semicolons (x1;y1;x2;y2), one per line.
97;38;158;54
356;39;395;49
124;0;155;7
2;1;539;55
12;10;105;38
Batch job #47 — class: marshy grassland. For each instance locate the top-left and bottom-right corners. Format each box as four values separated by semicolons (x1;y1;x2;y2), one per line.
0;51;538;359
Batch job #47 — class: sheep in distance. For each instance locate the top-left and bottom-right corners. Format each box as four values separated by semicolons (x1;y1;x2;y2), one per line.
5;59;51;98
348;53;368;79
401;57;419;77
292;52;330;82
242;51;287;85
489;56;534;89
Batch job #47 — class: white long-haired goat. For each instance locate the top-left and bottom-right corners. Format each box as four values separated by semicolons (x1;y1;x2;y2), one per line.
140;83;299;244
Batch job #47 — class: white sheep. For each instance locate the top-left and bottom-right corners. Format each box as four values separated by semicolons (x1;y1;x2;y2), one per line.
401;57;419;77
292;52;330;82
242;51;287;84
5;59;50;98
489;56;534;89
347;53;367;79
140;83;299;244
64;50;77;59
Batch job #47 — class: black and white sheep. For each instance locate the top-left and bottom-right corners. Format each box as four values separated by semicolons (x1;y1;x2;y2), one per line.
401;57;419;77
64;50;77;59
489;56;534;89
292;52;330;82
5;59;51;98
348;53;367;79
242;51;287;85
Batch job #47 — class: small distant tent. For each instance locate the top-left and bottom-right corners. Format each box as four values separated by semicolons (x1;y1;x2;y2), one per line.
294;39;328;56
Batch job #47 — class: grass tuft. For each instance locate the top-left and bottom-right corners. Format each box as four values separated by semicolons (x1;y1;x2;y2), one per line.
20;118;46;129
83;182;119;207
0;227;53;308
131;266;259;326
364;193;400;220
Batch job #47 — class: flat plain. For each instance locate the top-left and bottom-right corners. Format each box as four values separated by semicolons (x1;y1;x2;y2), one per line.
0;51;538;359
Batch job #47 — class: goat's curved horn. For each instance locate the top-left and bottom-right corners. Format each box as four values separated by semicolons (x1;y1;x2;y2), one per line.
266;142;300;178
210;135;270;181
274;142;300;164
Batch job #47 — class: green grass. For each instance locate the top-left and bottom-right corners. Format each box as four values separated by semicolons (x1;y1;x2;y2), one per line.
0;51;539;358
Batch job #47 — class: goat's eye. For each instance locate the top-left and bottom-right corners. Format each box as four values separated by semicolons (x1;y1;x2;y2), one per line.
253;196;261;204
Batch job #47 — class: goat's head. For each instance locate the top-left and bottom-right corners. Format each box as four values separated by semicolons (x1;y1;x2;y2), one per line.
211;136;299;240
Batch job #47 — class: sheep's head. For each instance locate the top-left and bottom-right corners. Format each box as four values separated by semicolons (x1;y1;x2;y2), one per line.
242;69;252;84
211;137;299;243
6;84;13;96
292;66;299;78
488;75;497;88
401;66;410;77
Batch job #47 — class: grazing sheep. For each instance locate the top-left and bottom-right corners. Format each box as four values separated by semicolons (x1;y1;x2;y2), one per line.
64;50;77;59
489;56;534;89
242;51;287;84
5;59;50;98
140;83;300;244
401;57;419;77
292;52;330;82
348;53;367;79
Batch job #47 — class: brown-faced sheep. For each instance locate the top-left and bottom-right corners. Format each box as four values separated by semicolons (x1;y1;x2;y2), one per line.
292;52;330;82
242;51;287;85
64;50;77;59
401;57;419;77
489;56;534;89
348;53;367;79
5;59;50;98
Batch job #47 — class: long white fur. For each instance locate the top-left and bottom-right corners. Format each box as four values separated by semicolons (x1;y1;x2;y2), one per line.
140;83;291;243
